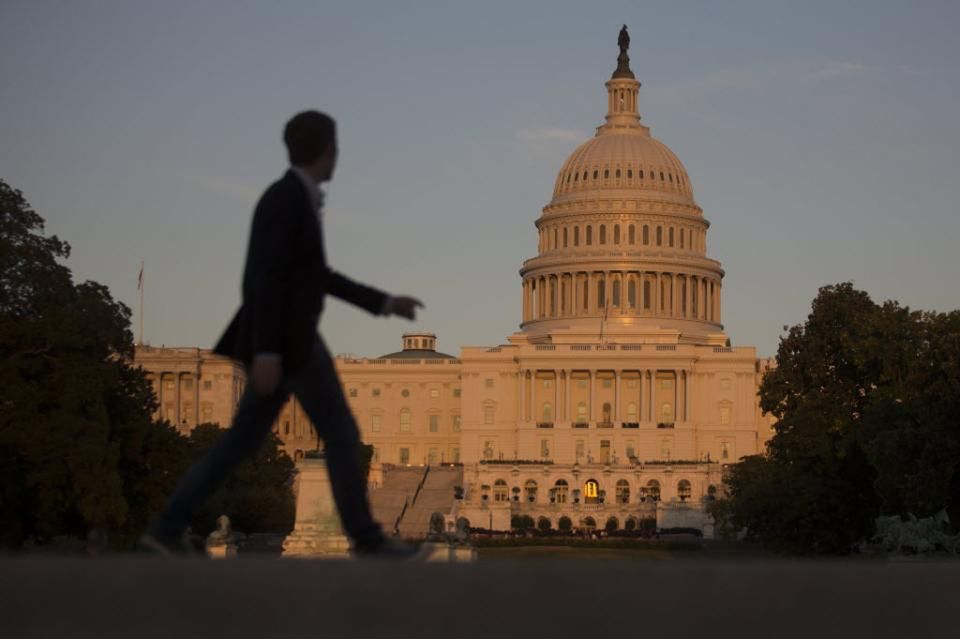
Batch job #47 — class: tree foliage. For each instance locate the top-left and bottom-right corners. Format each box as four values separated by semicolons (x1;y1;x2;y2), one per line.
0;180;191;548
717;283;960;553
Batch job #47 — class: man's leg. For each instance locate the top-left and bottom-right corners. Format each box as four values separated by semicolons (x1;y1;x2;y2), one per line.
289;339;383;548
148;386;288;543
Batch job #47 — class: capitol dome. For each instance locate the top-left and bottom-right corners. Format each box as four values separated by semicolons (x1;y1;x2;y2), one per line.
518;32;725;343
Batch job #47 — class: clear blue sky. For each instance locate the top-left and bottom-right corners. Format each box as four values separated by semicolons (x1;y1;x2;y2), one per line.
2;0;958;358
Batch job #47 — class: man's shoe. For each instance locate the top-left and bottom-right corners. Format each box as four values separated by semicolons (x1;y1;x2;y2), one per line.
136;532;198;556
353;537;424;560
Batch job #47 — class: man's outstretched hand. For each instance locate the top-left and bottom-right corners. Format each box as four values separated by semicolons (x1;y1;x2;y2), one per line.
384;296;424;321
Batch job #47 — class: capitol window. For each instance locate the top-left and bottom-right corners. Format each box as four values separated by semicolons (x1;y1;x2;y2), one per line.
720;441;730;460
452;414;461;432
669;227;674;247
574;227;580;246
554;479;569;504
604;169;609;179
680;228;685;248
612;280;621;307
586;226;593;245
599;225;606;244
656;226;663;246
429;415;439;432
349;388;358;398
626;402;638;421
401;389;410;398
203;380;213;391
628;225;635;244
372;388;381;398
642;225;649;245
453;388;461;397
485;378;494;388
494;480;508;502
593;170;598;180
563;227;568;247
639;169;644;179
576;402;587;422
628;280;637;307
542;402;552;421
399;448;410;465
371;414;382;432
614;225;620;244
400;409;412;432
615;168;621;178
483;405;495;425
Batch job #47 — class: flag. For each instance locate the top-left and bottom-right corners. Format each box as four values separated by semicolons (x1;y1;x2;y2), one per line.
137;262;144;291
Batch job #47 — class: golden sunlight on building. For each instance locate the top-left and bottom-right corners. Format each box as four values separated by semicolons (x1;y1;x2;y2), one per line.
134;37;775;533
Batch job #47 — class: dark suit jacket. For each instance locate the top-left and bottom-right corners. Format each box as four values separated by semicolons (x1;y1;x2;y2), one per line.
214;170;388;373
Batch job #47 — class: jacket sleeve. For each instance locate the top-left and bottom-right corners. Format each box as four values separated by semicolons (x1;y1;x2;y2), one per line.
325;268;390;316
248;192;299;354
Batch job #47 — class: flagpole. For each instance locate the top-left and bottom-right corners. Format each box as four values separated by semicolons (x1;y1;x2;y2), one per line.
138;261;144;346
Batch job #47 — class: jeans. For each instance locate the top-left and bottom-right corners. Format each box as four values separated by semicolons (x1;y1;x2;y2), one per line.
151;337;383;547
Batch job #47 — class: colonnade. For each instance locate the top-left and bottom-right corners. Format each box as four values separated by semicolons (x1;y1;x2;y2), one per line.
515;368;692;425
149;371;201;428
522;271;721;324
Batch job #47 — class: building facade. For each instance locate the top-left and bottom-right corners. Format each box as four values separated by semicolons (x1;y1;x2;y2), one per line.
134;40;773;532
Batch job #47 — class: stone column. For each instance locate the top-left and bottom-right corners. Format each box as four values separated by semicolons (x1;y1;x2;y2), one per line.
525;370;532;422
175;372;182;427
647;370;654;422
655;272;662;315
194;369;201;426
614;370;620;421
565;370;572;421
685;275;692;319
589;370;596;422
516;370;524;422
685;369;692;423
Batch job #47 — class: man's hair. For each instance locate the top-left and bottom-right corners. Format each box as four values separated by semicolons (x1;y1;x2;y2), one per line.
283;111;336;165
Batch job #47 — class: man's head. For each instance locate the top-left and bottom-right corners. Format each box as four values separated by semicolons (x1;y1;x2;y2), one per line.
283;111;337;182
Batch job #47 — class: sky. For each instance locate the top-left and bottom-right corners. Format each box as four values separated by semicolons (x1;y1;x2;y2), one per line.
1;0;958;358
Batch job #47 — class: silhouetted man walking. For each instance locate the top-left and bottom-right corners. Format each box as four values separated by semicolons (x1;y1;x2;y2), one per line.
142;111;422;557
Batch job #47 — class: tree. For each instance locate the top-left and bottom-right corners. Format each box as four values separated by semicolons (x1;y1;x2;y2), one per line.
717;283;960;553
187;424;295;535
0;180;191;548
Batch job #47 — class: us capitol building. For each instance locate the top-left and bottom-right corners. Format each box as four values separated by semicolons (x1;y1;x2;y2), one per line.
135;33;774;533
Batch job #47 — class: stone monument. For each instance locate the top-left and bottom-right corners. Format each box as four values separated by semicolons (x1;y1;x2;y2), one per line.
282;457;351;558
206;514;238;559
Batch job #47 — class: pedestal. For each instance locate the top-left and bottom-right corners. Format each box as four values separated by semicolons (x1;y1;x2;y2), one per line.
283;458;351;558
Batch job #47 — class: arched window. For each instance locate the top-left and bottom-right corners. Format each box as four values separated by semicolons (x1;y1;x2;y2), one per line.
563;227;568;247
678;479;692;501
616;479;630;504
576;402;587;422
574;226;579;246
525;480;538;503
680;228;685;249
615;168;621;178
593;170;598;180
586;226;593;245
583;170;589;181
627;280;636;308
538;517;551;532
640;169;645;179
646;479;661;502
599;225;606;245
643;281;651;310
604;169;609;179
627;168;633;179
554;228;558;249
612;279;621;307
605;517;619;533
582;517;597;532
554;479;569;504
626;402;638;421
642;225;649;245
614;225;621;244
669;227;674;247
399;408;411;432
583;479;600;503
656;226;663;246
494;479;509;502
597;279;605;308
542;402;552;421
628;225;636;244
669;173;674;183
558;516;572;532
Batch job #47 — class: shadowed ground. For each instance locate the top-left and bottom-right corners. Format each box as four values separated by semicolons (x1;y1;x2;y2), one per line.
0;556;957;638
